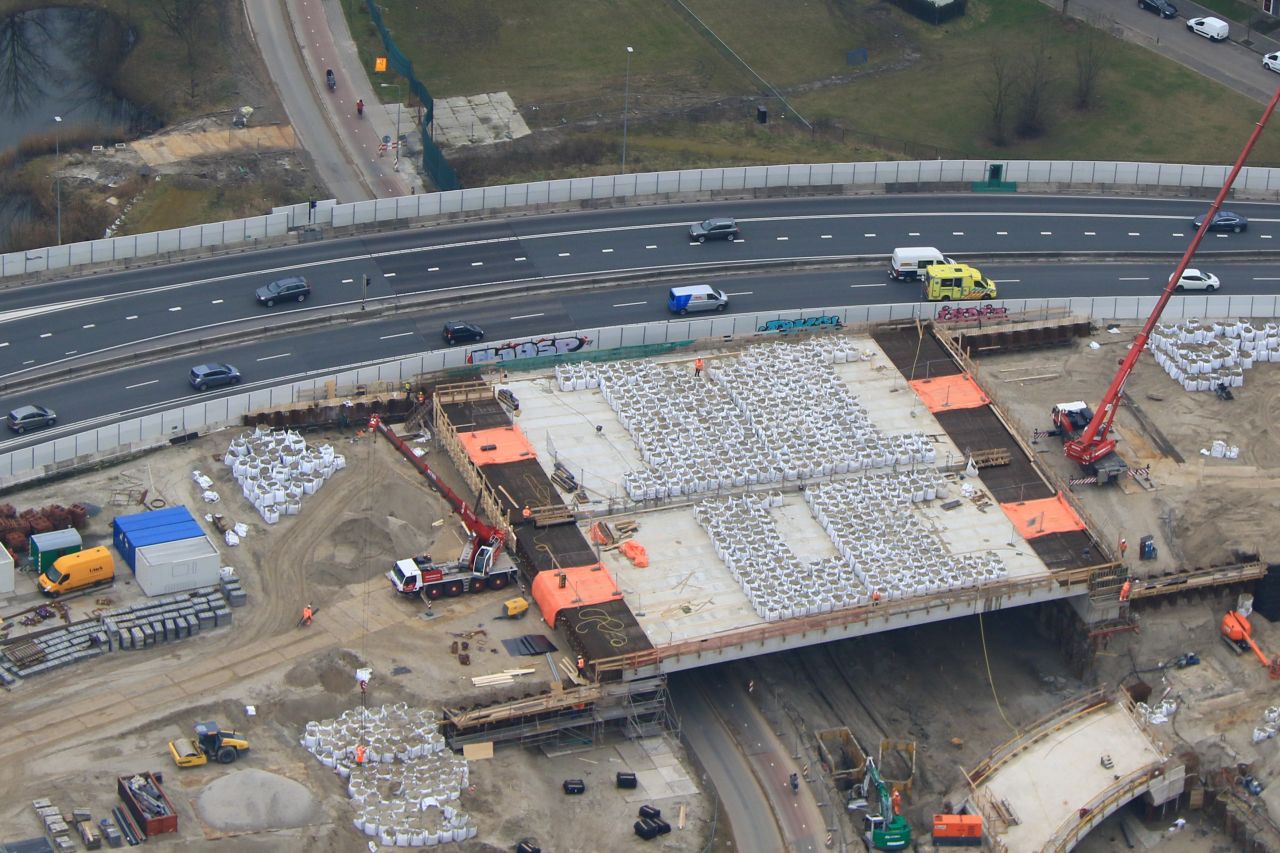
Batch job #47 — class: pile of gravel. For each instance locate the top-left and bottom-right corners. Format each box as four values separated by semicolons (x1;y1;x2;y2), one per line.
195;768;318;832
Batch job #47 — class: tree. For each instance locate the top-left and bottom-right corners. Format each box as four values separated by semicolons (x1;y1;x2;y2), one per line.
1072;19;1110;111
1015;36;1055;138
984;50;1018;146
151;0;212;102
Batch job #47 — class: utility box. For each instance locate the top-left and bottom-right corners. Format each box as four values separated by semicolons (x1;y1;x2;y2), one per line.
117;772;177;836
29;528;82;573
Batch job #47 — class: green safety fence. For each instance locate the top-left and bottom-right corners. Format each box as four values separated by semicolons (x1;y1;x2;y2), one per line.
363;0;460;191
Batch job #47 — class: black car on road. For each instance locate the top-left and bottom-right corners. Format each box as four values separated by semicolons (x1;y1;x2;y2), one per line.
1138;0;1177;19
255;275;311;307
1193;210;1248;233
190;363;242;391
443;321;485;345
7;404;56;434
688;217;740;243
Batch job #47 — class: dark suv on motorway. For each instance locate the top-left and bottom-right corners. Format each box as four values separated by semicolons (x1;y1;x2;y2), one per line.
443;321;485;345
189;363;242;391
6;404;56;434
255;275;311;307
688;217;740;243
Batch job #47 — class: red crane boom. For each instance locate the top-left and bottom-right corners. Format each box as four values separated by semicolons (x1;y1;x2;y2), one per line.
374;419;505;550
1066;83;1280;465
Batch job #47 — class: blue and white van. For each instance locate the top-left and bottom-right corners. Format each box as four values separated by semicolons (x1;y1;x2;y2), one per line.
668;285;729;315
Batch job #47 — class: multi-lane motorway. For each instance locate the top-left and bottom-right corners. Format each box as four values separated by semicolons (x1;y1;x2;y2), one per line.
4;194;1280;446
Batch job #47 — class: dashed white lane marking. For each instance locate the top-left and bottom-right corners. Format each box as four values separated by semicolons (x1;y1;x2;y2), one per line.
613;301;647;307
1118;277;1150;281
126;379;158;389
427;267;439;272
82;324;95;329
510;312;545;320
384;272;397;277
558;252;570;257
39;333;51;338
724;291;753;296
257;353;292;362
126;315;138;320
168;306;181;311
379;332;413;340
850;283;887;289
470;262;483;267
602;248;614;253
211;299;223;305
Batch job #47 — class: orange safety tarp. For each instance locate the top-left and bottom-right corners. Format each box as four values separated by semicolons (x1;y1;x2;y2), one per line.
531;563;623;626
908;373;990;413
458;426;537;467
619;540;649;567
999;492;1087;539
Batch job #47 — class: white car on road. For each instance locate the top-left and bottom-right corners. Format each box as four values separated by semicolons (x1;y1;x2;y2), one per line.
1266;52;1280;73
1174;269;1220;291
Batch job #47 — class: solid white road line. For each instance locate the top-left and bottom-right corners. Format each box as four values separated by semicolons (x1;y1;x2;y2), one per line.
126;379;158;389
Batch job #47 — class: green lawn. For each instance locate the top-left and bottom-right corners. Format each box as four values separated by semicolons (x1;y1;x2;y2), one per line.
349;0;1280;185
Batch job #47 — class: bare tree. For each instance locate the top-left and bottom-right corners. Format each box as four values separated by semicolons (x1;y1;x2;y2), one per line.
984;50;1018;146
1015;36;1055;138
1072;19;1109;110
151;0;212;101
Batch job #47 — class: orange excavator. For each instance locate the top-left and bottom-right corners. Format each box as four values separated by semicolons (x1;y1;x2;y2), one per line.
1221;610;1280;679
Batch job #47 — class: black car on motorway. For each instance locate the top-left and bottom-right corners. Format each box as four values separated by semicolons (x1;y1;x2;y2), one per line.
255;275;311;307
1192;210;1248;233
688;217;740;243
6;404;56;434
443;321;485;345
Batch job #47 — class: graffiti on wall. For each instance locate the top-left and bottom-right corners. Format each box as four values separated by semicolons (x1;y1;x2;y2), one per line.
935;304;1008;322
467;335;592;364
757;315;844;333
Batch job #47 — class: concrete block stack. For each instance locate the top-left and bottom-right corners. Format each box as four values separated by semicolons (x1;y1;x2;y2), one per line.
0;620;110;684
103;586;236;650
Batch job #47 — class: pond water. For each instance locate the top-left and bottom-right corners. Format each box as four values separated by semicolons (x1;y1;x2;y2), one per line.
0;6;157;154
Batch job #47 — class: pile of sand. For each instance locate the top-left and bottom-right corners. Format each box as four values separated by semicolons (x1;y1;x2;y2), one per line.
195;768;318;832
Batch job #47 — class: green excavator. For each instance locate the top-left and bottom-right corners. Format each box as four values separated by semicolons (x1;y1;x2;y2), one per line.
857;757;911;851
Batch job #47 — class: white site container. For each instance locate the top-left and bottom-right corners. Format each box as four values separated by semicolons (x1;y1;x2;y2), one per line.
133;535;222;596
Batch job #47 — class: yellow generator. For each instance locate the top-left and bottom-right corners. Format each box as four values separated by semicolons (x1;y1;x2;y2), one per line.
500;597;530;619
169;721;250;767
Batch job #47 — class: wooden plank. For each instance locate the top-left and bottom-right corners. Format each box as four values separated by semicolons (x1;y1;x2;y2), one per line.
462;742;494;760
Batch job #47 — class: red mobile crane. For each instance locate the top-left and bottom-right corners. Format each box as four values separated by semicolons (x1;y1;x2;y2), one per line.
374;419;515;599
1058;84;1280;473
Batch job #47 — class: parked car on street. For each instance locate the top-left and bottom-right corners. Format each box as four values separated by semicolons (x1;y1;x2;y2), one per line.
688;217;740;243
255;275;311;307
1138;0;1177;19
1266;52;1280;73
1173;269;1220;291
6;404;56;434
1186;17;1229;41
1192;210;1248;233
442;321;485;345
189;363;242;391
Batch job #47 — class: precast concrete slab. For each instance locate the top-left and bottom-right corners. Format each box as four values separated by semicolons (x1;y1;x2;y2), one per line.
432;91;531;148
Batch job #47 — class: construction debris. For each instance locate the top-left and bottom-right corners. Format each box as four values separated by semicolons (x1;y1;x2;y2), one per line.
471;668;537;687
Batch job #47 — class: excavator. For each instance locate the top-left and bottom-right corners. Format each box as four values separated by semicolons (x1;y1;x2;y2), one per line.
855;757;911;851
374;420;517;600
1221;609;1280;678
1054;83;1280;480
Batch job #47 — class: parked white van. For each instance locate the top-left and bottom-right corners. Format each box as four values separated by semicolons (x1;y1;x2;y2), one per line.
1186;17;1228;41
888;247;954;281
668;284;729;314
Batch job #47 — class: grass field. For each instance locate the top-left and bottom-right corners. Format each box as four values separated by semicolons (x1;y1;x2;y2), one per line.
348;0;1280;185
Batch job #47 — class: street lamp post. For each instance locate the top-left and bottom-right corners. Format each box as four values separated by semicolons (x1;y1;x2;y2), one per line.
379;82;402;172
621;46;634;171
53;115;63;245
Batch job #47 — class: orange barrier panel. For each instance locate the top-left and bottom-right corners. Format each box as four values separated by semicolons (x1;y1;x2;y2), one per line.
908;373;990;413
531;563;623;625
999;492;1086;539
458;426;537;467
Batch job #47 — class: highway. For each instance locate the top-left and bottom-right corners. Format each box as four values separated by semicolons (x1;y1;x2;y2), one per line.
4;193;1280;446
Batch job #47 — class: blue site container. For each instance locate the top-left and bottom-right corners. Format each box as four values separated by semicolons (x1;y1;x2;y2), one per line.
112;507;203;570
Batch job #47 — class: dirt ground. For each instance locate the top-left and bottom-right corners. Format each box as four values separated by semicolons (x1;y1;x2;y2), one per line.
0;428;713;851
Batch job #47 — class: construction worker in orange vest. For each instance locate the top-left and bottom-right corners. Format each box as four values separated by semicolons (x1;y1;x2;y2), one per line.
1119;538;1129;559
301;604;314;626
522;505;533;521
355;744;366;764
694;357;705;376
1119;579;1132;602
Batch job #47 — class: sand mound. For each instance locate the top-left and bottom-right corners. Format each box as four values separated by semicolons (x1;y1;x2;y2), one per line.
195;768;318;832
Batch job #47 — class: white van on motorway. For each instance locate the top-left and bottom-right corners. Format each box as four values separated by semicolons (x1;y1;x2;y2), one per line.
888;247;953;281
668;284;729;314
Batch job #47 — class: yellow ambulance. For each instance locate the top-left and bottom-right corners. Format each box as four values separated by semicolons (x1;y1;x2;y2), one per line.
924;264;998;301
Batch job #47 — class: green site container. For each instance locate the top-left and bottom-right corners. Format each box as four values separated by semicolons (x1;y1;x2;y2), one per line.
29;528;82;573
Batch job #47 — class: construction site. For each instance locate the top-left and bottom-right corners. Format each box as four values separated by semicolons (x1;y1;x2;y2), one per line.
2;306;1280;852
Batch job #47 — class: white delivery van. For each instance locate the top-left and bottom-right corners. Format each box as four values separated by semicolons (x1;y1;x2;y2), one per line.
668;285;729;314
1186;17;1228;41
889;247;953;281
